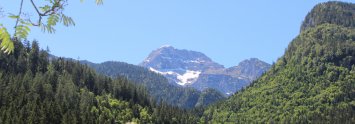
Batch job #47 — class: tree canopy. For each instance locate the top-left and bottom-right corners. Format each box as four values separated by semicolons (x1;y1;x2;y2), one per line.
0;39;203;123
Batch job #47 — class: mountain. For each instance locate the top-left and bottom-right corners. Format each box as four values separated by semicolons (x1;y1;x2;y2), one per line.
225;58;272;81
82;61;226;109
0;40;203;123
141;45;224;72
140;46;271;95
140;45;224;85
191;58;271;95
201;1;355;123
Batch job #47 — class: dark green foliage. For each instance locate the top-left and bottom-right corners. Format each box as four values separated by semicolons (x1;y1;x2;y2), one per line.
84;61;226;109
195;88;226;107
301;1;355;32
0;40;201;123
202;1;355;123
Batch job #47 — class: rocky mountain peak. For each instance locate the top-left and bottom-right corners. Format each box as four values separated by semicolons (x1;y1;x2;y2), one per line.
140;46;224;71
226;58;271;81
237;58;269;68
140;46;270;95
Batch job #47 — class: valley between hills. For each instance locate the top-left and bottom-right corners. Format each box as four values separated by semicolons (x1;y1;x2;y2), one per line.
0;1;354;124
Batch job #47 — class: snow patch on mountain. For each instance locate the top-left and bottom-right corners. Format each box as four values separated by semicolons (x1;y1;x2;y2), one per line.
159;45;172;49
185;60;205;64
177;70;201;85
149;67;175;75
144;58;151;63
149;67;201;86
141;46;271;95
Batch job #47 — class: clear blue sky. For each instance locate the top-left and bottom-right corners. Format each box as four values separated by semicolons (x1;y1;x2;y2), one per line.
1;0;354;67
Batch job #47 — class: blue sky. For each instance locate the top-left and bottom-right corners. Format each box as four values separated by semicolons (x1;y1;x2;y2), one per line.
1;0;354;67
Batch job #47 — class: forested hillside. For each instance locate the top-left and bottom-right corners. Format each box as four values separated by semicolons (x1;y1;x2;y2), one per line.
82;61;225;109
201;1;355;123
301;1;355;31
1;1;354;124
0;40;201;123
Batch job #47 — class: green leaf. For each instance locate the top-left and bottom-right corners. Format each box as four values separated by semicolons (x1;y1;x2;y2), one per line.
47;14;59;27
15;25;30;39
0;26;14;54
40;24;55;34
61;14;75;27
42;14;60;34
39;5;51;12
8;15;19;19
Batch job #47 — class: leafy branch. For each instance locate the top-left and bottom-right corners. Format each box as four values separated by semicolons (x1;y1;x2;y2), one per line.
0;25;14;54
0;0;103;54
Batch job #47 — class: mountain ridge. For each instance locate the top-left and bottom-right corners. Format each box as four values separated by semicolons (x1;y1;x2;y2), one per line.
141;46;271;95
81;60;226;108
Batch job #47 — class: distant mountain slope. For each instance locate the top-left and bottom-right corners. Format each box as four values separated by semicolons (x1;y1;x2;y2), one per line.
140;45;224;73
226;58;271;81
140;46;270;95
191;58;271;95
140;45;225;86
0;40;201;124
201;1;355;123
82;61;226;108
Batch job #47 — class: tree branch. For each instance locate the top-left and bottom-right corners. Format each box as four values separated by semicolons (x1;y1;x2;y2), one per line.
14;0;24;36
30;0;62;27
29;0;42;16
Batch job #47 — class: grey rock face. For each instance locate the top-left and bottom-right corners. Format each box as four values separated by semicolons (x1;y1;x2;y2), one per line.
226;58;271;81
140;45;224;72
141;46;271;95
